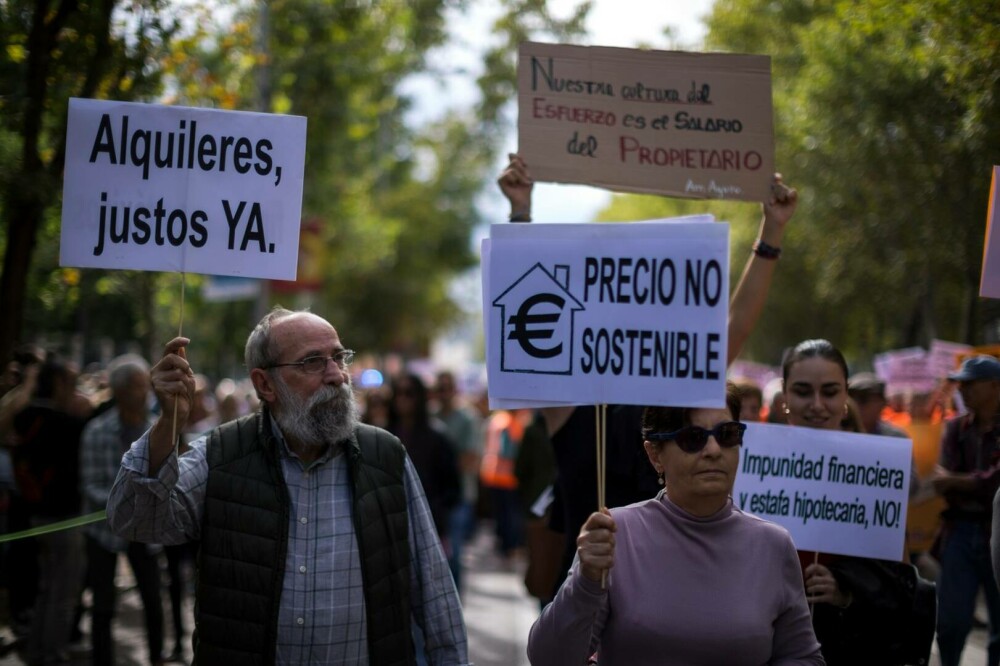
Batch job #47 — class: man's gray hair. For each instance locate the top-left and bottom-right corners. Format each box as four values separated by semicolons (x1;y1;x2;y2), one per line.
244;306;304;371
107;354;150;394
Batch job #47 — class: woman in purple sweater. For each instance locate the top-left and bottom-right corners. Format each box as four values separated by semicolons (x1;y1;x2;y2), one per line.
527;384;824;665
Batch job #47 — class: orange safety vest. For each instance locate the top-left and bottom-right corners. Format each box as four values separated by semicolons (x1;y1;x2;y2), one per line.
479;410;523;490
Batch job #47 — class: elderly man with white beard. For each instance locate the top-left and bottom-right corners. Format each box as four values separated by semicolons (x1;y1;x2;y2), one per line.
108;308;469;666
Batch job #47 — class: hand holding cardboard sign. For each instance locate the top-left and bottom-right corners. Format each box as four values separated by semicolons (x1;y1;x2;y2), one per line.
762;173;798;237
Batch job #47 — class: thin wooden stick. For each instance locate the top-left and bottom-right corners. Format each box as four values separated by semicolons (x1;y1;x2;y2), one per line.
595;405;603;510
170;272;187;458
596;403;608;589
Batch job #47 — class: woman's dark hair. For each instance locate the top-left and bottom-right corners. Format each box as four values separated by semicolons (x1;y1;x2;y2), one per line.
641;382;741;446
781;339;849;386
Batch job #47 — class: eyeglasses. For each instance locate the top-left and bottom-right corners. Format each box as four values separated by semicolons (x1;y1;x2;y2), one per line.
646;421;747;454
267;350;355;374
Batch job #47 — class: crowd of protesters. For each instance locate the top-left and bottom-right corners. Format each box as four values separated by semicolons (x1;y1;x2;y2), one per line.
0;322;993;665
0;156;995;666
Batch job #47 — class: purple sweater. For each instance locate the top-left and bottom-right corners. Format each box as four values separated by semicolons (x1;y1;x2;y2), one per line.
527;493;824;666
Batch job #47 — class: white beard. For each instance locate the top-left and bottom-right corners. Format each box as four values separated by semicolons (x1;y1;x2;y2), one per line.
271;379;360;450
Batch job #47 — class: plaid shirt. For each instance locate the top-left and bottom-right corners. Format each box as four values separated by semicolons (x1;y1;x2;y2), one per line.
108;418;469;665
939;412;1000;514
80;408;154;552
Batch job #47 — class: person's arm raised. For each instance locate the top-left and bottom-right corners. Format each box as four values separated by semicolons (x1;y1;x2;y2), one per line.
727;174;798;365
498;153;580;436
498;152;533;222
148;337;196;474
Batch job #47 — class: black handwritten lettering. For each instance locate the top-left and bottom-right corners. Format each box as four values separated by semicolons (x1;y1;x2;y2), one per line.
530;56;614;96
674;112;743;133
567;131;597;157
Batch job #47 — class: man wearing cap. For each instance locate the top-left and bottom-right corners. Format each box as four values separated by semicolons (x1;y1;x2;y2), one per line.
848;372;909;438
933;355;1000;666
849;372;919;499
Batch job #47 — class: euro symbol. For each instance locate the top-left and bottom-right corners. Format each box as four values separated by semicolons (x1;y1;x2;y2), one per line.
507;293;565;359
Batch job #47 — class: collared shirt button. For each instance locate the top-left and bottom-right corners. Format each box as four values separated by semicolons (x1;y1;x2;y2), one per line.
299;565;306;573
299;516;307;524
296;617;304;626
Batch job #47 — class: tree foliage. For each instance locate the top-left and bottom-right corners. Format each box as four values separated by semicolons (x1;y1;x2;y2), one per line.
0;0;179;364
0;0;588;374
599;0;1000;367
164;0;589;361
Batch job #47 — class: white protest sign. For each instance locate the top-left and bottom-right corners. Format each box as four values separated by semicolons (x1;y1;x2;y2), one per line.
60;98;307;280
733;422;911;561
485;220;728;408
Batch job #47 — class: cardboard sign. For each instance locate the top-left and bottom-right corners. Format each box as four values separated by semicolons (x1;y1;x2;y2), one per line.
60;98;307;280
484;219;729;409
517;42;774;202
981;166;1000;298
733;422;912;561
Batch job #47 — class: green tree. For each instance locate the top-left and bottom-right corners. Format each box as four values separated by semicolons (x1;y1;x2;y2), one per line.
598;0;1000;366
1;0;589;370
0;0;177;364
168;0;589;356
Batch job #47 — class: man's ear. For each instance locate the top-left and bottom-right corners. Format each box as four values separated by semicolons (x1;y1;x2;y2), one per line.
250;368;277;404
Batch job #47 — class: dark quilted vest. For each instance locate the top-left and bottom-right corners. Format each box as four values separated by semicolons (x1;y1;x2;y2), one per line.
194;411;414;665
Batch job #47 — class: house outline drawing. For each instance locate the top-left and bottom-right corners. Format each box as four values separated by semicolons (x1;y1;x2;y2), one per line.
492;262;584;375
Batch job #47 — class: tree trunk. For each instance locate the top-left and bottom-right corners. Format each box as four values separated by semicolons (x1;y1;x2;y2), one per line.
0;178;48;366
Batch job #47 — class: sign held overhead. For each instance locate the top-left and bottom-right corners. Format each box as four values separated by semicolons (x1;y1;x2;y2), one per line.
518;42;774;202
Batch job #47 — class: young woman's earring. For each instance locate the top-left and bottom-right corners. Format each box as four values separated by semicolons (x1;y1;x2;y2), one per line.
657;470;665;486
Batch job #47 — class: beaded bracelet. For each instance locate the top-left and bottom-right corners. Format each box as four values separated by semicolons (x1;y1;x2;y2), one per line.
509;211;532;223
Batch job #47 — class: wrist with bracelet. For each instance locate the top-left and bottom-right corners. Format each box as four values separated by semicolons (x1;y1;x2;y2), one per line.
509;210;532;223
752;238;781;260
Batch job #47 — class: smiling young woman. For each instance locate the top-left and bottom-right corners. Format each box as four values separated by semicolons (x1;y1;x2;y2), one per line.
781;339;936;665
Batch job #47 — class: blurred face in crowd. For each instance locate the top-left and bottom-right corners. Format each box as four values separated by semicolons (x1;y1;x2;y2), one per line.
644;407;740;515
783;357;848;431
262;313;359;448
853;393;885;433
436;373;456;409
740;394;762;422
392;378;419;419
116;370;150;415
958;379;1000;416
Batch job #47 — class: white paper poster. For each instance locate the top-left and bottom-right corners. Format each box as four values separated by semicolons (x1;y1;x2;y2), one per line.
60;98;307;280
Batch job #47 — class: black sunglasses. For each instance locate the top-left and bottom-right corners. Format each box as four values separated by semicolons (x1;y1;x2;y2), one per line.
646;421;747;454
